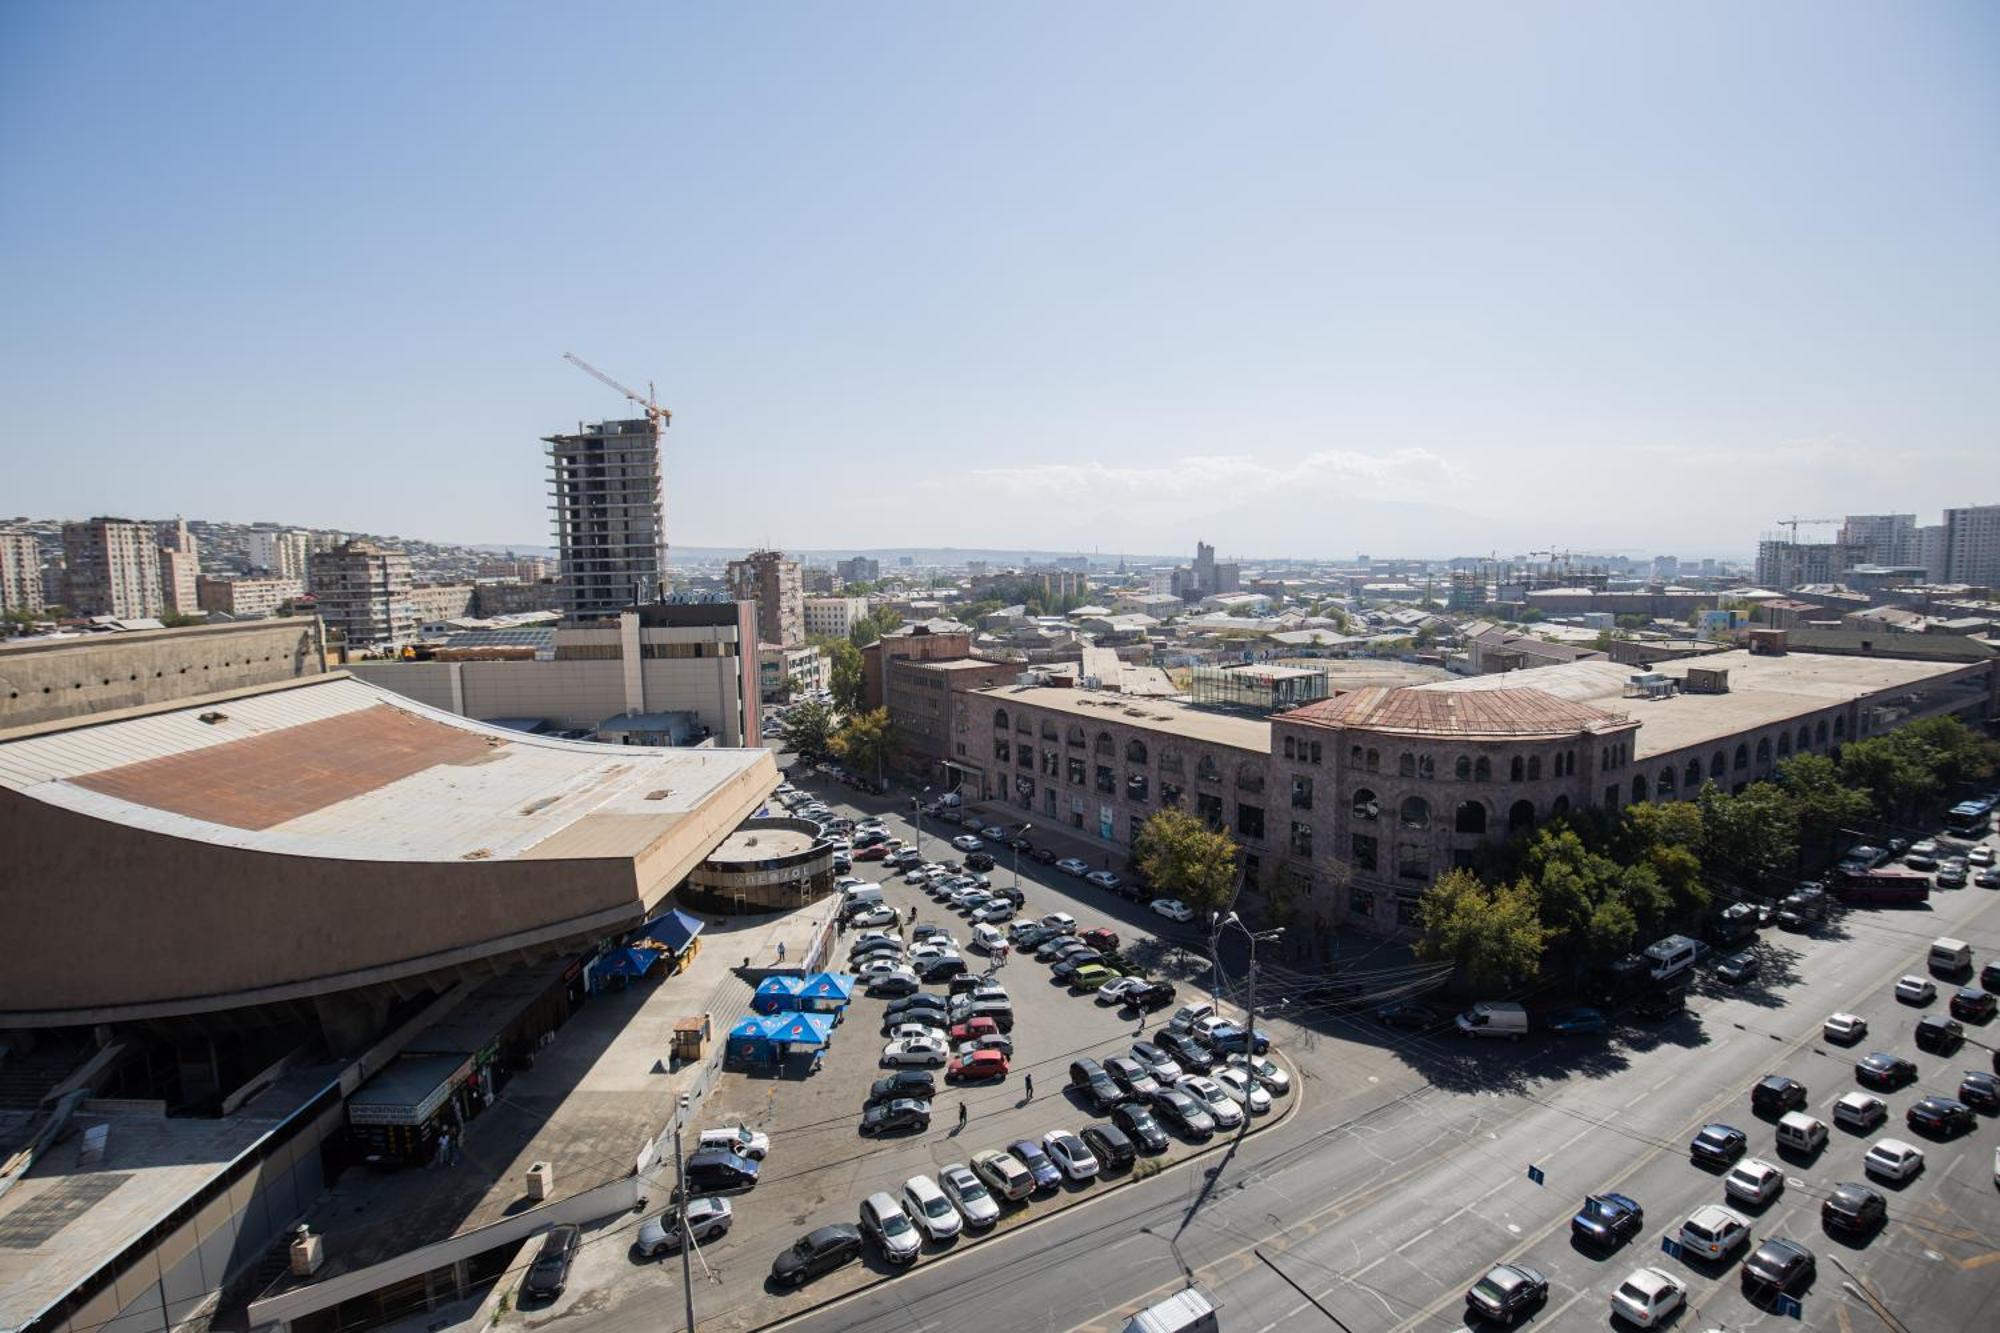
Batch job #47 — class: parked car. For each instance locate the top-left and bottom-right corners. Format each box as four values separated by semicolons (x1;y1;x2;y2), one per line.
635;1197;732;1257
682;1149;760;1194
1212;1066;1273;1114
1916;1014;1965;1054
770;1224;864;1287
1081;1121;1136;1170
1465;1262;1548;1325
1069;1058;1125;1112
1028;845;1059;864
523;1224;581;1299
1855;1052;1918;1090
1960;1070;2000;1112
1906;1095;1975;1137
1130;1040;1185;1082
1820;1181;1886;1235
1608;1267;1686;1329
948;1049;1010;1082
951;834;985;852
1950;988;1996;1023
1571;1192;1643;1249
938;1163;1001;1227
1677;1203;1751;1260
1105;1055;1161;1100
866;969;921;998
1862;1137;1925;1181
1690;1123;1748;1166
970;1148;1035;1202
1151;898;1196;922
858;1191;922;1265
868;1070;937;1102
965;851;996;871
696;1125;770;1160
1716;951;1761;984
1834;1091;1889;1132
1157;1029;1214;1072
881;1036;949;1067
1112;1101;1171;1152
1227;1052;1292;1095
1724;1158;1785;1206
1823;1012;1868;1044
1042;1129;1100;1181
1056;857;1091;876
1751;1075;1807;1117
1896;974;1938;1004
1007;1139;1063;1192
901;1174;963;1242
1742;1237;1816;1297
1085;870;1123;892
1148;1086;1216;1138
1543;1006;1606;1035
1129;979;1178;1010
1177;1074;1244;1129
1081;927;1121;952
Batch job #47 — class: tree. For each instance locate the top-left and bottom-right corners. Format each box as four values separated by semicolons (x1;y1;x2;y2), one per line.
826;639;866;714
1776;753;1873;862
779;698;836;764
1696;781;1797;887
160;611;207;628
1902;715;2000;788
1133;809;1239;917
831;708;897;788
1414;869;1546;990
1837;734;1938;817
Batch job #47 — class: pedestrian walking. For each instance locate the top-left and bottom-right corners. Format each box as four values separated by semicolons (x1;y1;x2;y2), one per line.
777;940;787;963
958;1101;968;1129
1023;1073;1034;1101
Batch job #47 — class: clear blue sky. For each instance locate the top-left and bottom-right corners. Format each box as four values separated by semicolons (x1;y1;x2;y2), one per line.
3;2;1996;560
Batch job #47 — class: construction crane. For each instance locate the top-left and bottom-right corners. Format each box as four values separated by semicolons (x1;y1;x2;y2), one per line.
562;352;671;429
1773;516;1835;542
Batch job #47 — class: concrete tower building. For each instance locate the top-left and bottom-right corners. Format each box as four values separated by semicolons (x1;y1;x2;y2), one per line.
1838;514;1918;567
62;517;164;618
546;417;666;622
0;530;43;614
309;539;416;645
1942;504;2000;586
727;549;805;648
155;517;201;615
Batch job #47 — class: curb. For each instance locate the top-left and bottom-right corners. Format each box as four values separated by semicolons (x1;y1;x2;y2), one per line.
747;1050;1307;1331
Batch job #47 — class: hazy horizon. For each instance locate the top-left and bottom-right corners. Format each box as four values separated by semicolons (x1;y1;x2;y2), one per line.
4;3;1996;556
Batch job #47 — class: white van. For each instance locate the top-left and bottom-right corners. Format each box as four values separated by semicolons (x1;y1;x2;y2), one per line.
842;885;886;913
1775;1111;1828;1157
1929;937;1973;975
1122;1286;1219;1333
1455;1001;1528;1040
1643;934;1701;982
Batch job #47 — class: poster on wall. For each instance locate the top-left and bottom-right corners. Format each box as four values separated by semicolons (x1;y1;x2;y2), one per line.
1099;806;1114;840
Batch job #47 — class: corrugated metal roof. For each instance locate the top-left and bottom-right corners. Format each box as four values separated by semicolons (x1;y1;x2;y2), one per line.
1284;685;1630;739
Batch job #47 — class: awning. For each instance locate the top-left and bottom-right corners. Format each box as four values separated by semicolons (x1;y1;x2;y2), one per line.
637;908;706;952
759;1012;834;1048
751;976;805;1013
797;971;855;1003
591;947;659;979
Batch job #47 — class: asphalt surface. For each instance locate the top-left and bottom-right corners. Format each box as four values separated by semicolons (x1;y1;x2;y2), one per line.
757;775;2000;1333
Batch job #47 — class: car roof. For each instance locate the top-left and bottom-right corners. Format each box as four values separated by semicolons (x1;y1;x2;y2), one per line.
862;1191;902;1214
1689;1204;1743;1226
805;1223;858;1245
1626;1267;1677;1294
1868;1138;1918;1155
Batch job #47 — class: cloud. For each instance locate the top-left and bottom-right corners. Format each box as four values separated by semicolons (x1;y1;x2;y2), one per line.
963;447;1469;505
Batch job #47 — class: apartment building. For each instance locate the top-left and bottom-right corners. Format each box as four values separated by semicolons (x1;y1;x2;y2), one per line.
409;582;477;631
860;619;975;710
1942;504;2000;587
309;539;416;645
61;516;164;618
0;530;42;614
803;595;870;639
836;555;880;584
546;417;666;621
726;549;805;647
1754;538;1865;591
248;527;313;580
196;574;304;618
156;518;201;615
1838;513;1919;567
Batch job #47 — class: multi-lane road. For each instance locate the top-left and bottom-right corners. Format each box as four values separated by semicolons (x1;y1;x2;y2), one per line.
775;768;2000;1332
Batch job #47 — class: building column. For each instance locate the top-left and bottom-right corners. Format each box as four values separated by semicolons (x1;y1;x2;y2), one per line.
620;611;645;714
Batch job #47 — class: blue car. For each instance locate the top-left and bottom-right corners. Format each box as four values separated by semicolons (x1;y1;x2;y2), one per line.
1570;1191;1643;1248
1545;1007;1607;1036
1204;1022;1273;1055
1007;1139;1064;1191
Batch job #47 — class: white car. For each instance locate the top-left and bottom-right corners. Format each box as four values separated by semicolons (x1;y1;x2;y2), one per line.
971;923;1008;955
1177;1074;1245;1129
856;957;908;979
850;906;900;929
1085;870;1122;891
951;834;985;852
1970;846;1996;867
1152;898;1195;923
887;1022;947;1045
902;868;932;884
972;902;1016;924
1042;1130;1100;1181
1723;1158;1784;1206
881;1036;948;1067
1863;1137;1925;1181
938;1163;1000;1228
1896;975;1937;1004
1211;1066;1273;1114
1189;1015;1231;1045
901;1174;963;1241
1228;1052;1292;1095
1823;1012;1868;1043
697;1125;770;1160
1056;857;1091;877
1096;976;1147;1006
908;944;959;965
1040;912;1078;933
1834;1091;1888;1131
1609;1267;1686;1329
1678;1204;1750;1260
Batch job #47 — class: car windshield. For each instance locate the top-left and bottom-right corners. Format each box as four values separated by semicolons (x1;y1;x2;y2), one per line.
923;1197;951;1218
956;1177;989;1200
1616;1282;1650;1303
880;1211;912;1235
1472;1278;1509;1302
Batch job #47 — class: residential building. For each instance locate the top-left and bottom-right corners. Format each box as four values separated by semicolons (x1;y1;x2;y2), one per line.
726;549;805;647
156;517;201;615
196;574;304;619
0;529;43;613
836;555;880;584
1463;622;1611;674
408;582;478;631
860;619;975;710
1754;538;1865;591
474;578;563;616
886;656;1022;777
803;595;870;639
61;516;164;618
758;643;828;701
1838;514;1918;567
1918;523;1949;580
1941;504;2000;587
248;527;313;579
802;565;836;594
546;417;666;621
476;555;554;582
310;539;417;646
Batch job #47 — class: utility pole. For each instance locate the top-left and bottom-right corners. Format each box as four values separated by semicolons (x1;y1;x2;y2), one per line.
1013;822;1033;896
672;1094;695;1331
913;786;929;860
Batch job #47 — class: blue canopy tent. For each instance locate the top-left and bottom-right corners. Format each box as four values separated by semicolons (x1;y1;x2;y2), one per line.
636;908;706;953
750;976;806;1015
760;1012;834;1049
588;946;660;991
727;1015;781;1065
793;972;856;1014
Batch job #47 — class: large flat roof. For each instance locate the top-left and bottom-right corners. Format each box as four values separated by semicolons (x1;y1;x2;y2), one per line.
977;684;1271;752
0;675;770;863
1416;650;1980;759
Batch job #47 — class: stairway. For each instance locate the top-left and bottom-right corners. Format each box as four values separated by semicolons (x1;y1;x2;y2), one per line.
0;1047;84;1110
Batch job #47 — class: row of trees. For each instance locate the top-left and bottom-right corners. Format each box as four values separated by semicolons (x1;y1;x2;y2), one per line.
777;700;900;787
1418;716;2000;987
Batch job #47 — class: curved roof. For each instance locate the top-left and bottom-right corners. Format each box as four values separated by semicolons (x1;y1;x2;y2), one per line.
1280;684;1630;740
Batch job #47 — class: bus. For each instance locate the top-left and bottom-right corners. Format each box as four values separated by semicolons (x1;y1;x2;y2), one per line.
1946;798;1995;837
1832;866;1931;906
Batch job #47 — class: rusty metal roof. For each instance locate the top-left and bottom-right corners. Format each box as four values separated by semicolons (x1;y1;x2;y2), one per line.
1282;685;1630;739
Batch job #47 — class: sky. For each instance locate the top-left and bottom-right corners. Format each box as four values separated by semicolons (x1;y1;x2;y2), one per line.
3;2;1997;562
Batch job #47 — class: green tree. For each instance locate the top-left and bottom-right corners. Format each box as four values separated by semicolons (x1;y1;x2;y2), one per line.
826;640;865;714
1696;781;1798;886
1837;735;1939;818
779;698;836;764
160;611;207;628
1776;753;1874;861
1414;869;1546;989
1133;809;1240;918
831;707;897;787
1902;715;2000;788
1585;896;1640;957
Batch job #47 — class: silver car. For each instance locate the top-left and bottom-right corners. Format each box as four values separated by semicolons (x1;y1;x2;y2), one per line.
634;1196;732;1256
939;1163;1001;1228
859;1191;922;1264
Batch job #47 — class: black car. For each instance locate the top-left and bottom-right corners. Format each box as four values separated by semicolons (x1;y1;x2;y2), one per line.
1691;1123;1748;1166
1464;1262;1549;1324
1129;979;1178;1010
1157;1029;1214;1072
868;1070;936;1103
1915;1014;1965;1054
1069;1058;1125;1112
1111;1101;1171;1152
1081;1121;1137;1169
882;1006;950;1034
1949;988;1996;1023
1961;1070;2000;1112
1856;1052;1918;1090
1028;846;1059;864
1570;1192;1643;1249
1906;1095;1974;1138
917;955;968;982
1377;1001;1438;1029
860;1098;933;1135
1821;1182;1886;1235
771;1223;864;1287
1751;1075;1807;1117
1051;952;1106;983
523;1223;580;1299
1006;834;1033;851
965;851;996;871
1741;1238;1816;1297
683;1149;761;1193
1147;1087;1213;1139
1983;960;2000;992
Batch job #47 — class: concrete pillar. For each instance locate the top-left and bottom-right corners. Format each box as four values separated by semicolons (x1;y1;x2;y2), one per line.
620;612;645;715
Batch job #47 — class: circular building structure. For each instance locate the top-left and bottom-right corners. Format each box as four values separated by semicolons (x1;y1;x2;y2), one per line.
682;816;837;913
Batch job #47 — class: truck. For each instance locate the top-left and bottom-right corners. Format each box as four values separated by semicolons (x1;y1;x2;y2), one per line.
1123;1286;1219;1333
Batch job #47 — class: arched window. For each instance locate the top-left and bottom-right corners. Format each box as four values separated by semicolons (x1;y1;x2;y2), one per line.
1237;762;1265;794
1797;726;1810;752
1508;799;1535;833
1551;794;1571;818
993;708;1009;732
1734;743;1749;771
1127;738;1148;765
1095;731;1115;757
1399;753;1416;777
1455;756;1472;781
1197;755;1221;783
1686;758;1703;789
1283;736;1296;760
1475;756;1492;782
1816;719;1828;744
1399;796;1431;829
1658;766;1676;796
1710;752;1727;779
1309;741;1322;765
1756;737;1772;766
1417;755;1436;780
1776;733;1791;759
1510;756;1524;782
1455;800;1487;835
1042;720;1059;741
1833;715;1846;740
1366;748;1380;772
1632;774;1648;803
1067;725;1085;748
1158;748;1184;777
1527;755;1542;780
1351;788;1380;822
1350;744;1364;767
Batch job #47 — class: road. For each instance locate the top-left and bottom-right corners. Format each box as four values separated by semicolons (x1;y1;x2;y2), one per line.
760;773;2000;1333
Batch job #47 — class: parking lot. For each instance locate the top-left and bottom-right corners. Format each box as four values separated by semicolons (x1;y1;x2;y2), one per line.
528;764;1292;1332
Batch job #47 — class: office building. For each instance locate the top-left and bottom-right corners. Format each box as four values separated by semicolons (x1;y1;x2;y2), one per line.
803;596;870;639
1;529;43;613
759;643;828;701
61;516;164;618
546;417;666;621
1838;514;1918;567
310;539;416;646
860;619;975;710
726;549;804;648
1941;504;2000;587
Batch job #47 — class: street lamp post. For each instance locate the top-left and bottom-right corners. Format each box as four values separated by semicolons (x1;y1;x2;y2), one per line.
1218;912;1281;1100
1012;822;1033;896
913;786;931;860
671;1093;695;1331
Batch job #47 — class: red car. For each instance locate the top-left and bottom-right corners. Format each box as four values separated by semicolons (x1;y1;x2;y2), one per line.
1082;928;1120;953
950;1017;1002;1045
853;845;890;861
948;1049;1009;1082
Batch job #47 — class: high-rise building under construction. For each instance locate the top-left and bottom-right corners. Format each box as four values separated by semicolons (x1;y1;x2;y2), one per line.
545;416;666;621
